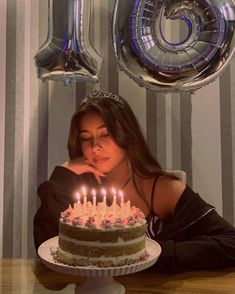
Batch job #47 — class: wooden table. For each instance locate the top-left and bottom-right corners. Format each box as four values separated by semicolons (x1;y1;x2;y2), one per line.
0;259;235;293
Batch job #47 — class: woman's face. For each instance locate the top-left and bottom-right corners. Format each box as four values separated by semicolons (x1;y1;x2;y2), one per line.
79;111;127;174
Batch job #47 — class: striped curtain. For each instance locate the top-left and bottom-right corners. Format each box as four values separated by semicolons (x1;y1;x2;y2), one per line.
0;0;235;258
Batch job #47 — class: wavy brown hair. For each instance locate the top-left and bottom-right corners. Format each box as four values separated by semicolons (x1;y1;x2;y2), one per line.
67;90;164;178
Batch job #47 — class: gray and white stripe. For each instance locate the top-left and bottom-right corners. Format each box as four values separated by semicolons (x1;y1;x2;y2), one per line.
0;1;235;258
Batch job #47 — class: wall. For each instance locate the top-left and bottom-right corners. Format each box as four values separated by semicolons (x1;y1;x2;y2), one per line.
0;0;235;258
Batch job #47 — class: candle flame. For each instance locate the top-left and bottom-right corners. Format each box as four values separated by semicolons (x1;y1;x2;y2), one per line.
75;191;80;201
119;190;124;197
82;186;87;196
119;190;124;207
101;188;107;196
91;188;96;196
111;187;117;195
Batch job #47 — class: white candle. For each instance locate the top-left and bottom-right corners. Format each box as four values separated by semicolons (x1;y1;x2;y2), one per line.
127;200;131;215
82;186;87;209
83;196;87;207
82;186;87;197
111;187;117;219
92;189;96;211
119;190;124;207
75;191;81;204
101;188;107;205
74;191;81;216
118;190;124;217
101;188;107;216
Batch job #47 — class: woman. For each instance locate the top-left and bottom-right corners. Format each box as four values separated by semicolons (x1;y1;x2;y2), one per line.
34;89;235;272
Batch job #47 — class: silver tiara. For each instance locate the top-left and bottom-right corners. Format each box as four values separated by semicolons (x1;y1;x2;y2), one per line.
80;89;124;106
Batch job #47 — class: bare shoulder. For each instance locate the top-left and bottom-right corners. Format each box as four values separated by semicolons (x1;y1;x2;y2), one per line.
154;175;186;218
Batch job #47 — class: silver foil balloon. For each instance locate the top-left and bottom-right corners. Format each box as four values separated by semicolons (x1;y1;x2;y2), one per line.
112;0;235;93
34;0;103;86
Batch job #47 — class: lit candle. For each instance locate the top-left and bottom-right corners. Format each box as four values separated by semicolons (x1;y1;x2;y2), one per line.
127;200;131;215
83;196;87;207
119;190;124;207
74;191;81;215
92;189;96;211
111;187;117;219
101;188;107;216
75;191;81;204
101;188;107;205
82;186;87;208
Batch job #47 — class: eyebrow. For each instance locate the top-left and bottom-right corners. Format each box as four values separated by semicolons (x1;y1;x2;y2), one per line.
79;125;107;133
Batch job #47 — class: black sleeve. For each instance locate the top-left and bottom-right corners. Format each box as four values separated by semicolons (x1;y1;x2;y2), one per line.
153;209;235;272
149;185;235;273
33;166;97;251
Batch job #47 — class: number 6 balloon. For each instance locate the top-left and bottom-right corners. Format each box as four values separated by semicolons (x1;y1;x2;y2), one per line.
112;0;235;93
34;0;103;86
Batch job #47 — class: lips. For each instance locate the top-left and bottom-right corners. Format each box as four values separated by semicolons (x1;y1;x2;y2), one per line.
94;157;109;164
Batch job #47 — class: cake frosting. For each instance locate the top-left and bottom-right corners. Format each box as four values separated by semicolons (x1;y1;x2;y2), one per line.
58;199;149;267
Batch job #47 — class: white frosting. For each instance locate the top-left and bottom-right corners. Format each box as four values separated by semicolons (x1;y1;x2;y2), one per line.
61;219;146;231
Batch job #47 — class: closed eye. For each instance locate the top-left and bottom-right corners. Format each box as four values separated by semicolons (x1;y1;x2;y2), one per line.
100;132;110;138
80;136;92;142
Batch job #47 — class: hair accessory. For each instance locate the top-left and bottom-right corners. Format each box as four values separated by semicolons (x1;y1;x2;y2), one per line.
81;89;124;105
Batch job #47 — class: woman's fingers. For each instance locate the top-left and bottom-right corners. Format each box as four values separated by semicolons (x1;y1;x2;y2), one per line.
85;165;104;184
67;157;105;184
84;159;106;182
94;174;102;185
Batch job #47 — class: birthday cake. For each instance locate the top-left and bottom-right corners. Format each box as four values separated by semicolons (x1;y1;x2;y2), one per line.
57;194;148;267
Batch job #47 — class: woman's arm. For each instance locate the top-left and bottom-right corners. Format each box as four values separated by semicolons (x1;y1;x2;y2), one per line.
154;210;235;272
151;184;235;272
33;166;97;251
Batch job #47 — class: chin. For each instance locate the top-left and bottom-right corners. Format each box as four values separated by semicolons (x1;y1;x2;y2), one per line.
94;164;111;174
100;167;112;174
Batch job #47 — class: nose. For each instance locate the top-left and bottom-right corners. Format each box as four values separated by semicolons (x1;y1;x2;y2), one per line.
91;137;102;149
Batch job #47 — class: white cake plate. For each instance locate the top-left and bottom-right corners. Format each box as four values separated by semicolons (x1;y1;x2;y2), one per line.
38;236;161;294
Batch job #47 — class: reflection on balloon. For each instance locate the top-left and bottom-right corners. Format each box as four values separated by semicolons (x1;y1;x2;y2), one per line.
112;0;235;93
34;0;103;86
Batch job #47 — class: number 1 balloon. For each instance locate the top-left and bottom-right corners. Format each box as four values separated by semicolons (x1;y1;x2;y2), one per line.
34;0;103;86
112;0;235;93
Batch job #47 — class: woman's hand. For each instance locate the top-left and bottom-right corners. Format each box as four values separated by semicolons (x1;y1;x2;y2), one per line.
64;157;105;184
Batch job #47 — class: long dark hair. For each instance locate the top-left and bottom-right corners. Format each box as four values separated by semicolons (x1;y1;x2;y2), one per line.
67;90;164;178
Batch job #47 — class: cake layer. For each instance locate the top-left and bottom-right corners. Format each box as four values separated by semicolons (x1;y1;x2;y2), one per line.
58;247;147;267
59;222;146;242
58;236;145;257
